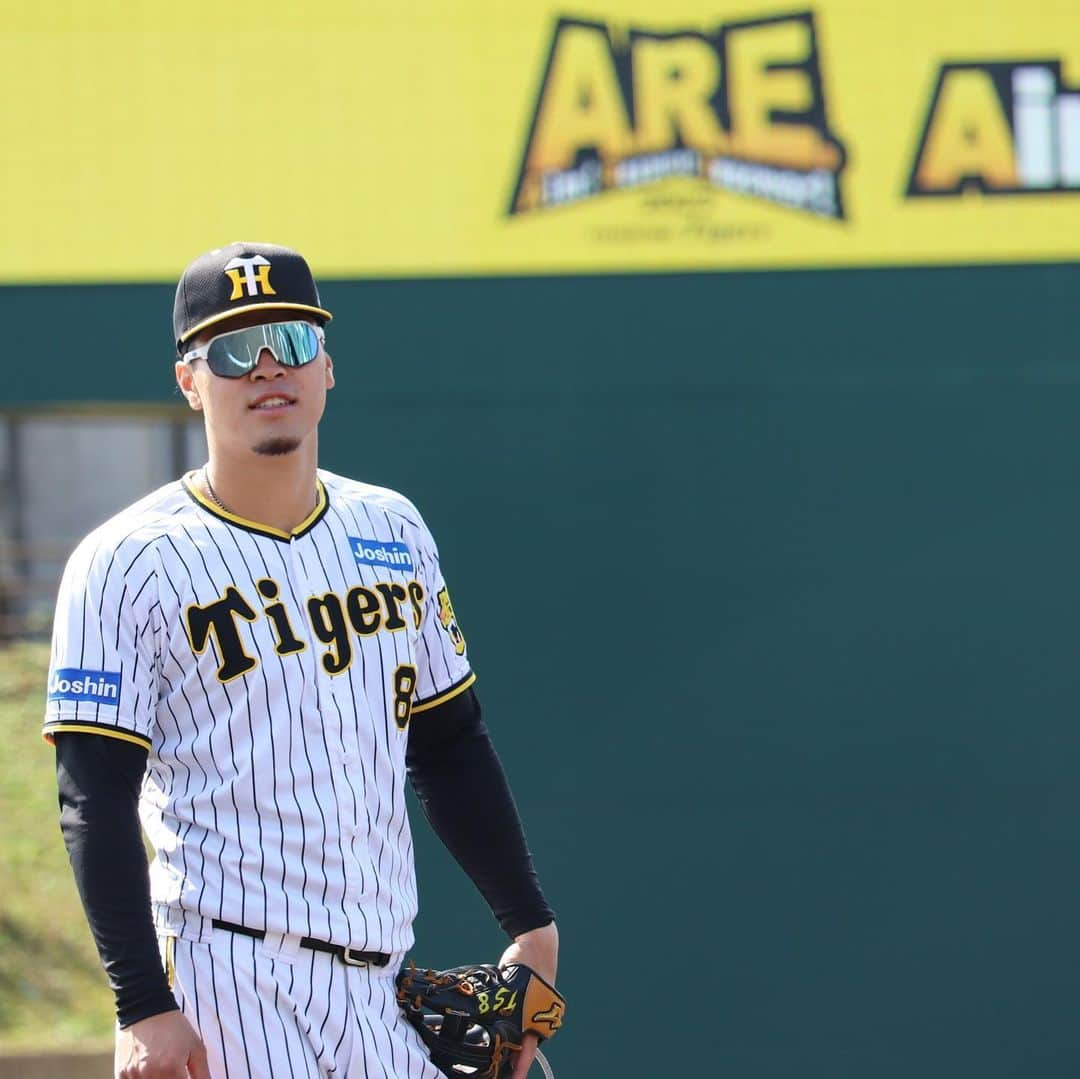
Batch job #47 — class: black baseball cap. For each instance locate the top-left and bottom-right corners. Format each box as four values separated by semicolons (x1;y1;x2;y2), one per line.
173;241;332;351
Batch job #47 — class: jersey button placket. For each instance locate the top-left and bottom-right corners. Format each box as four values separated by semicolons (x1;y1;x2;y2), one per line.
283;534;349;926
331;673;368;908
292;531;369;912
284;536;323;729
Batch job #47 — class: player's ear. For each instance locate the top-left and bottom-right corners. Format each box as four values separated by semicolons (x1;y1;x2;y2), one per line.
323;351;335;391
175;360;203;411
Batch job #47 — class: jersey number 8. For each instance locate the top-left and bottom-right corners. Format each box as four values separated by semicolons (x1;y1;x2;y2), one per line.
392;664;418;730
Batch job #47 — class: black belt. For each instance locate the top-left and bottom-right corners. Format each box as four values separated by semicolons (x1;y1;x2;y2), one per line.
211;918;391;968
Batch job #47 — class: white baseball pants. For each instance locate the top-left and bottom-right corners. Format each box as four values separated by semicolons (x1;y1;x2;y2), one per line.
159;923;442;1078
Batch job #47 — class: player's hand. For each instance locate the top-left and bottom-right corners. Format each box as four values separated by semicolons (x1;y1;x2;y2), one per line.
115;1010;209;1078
498;921;559;1079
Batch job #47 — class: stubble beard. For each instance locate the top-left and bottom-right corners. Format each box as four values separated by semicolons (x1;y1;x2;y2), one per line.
252;437;302;456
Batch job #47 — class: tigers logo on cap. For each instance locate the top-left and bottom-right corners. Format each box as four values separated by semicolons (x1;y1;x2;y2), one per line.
224;255;276;300
174;241;333;350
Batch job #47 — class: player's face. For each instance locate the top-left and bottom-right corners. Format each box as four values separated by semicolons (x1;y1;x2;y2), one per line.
175;310;335;458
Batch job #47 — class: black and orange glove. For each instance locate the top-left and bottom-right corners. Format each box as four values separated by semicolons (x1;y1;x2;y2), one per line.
396;961;566;1078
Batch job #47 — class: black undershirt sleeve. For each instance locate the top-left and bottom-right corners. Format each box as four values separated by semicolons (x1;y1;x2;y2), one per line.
54;733;179;1029
406;687;554;938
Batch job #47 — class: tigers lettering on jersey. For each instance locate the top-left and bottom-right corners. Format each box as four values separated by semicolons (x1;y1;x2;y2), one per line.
185;577;426;682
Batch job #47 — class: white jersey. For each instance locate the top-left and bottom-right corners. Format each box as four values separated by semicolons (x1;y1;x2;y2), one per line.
43;470;473;955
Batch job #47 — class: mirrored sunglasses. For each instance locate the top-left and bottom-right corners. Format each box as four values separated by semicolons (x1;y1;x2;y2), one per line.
182;320;324;379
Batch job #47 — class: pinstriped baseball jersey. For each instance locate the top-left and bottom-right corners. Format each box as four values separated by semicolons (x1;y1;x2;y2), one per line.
43;469;473;955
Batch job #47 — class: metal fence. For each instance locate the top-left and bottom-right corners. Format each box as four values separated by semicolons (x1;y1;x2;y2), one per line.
0;407;206;640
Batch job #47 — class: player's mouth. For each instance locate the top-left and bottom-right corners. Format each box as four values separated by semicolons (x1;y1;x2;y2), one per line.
249;393;296;412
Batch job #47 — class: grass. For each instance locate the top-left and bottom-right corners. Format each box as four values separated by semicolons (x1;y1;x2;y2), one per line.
0;641;113;1050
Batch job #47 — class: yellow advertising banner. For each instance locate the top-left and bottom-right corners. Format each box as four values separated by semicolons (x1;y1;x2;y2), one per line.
2;1;1079;281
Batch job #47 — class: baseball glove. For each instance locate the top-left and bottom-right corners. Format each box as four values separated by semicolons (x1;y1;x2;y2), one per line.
396;961;566;1078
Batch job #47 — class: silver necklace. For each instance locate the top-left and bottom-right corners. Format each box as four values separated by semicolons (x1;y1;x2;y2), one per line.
202;468;318;517
202;469;231;513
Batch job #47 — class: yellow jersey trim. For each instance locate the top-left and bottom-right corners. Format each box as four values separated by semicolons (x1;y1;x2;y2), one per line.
42;724;152;750
178;302;333;344
412;671;477;714
182;474;328;542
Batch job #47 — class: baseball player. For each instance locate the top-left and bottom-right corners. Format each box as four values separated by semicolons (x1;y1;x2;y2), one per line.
44;242;559;1078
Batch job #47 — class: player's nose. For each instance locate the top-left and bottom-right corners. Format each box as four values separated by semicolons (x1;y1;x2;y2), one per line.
250;347;287;379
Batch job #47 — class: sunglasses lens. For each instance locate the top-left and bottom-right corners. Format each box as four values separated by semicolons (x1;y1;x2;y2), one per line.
204;322;321;378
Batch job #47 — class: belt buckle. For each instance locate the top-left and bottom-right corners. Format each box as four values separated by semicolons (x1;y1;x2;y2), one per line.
341;947;369;967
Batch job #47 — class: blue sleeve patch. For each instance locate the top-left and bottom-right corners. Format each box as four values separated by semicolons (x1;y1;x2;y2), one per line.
47;668;122;707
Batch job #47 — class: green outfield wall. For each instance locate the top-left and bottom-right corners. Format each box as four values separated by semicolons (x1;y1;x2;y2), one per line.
6;263;1080;1077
